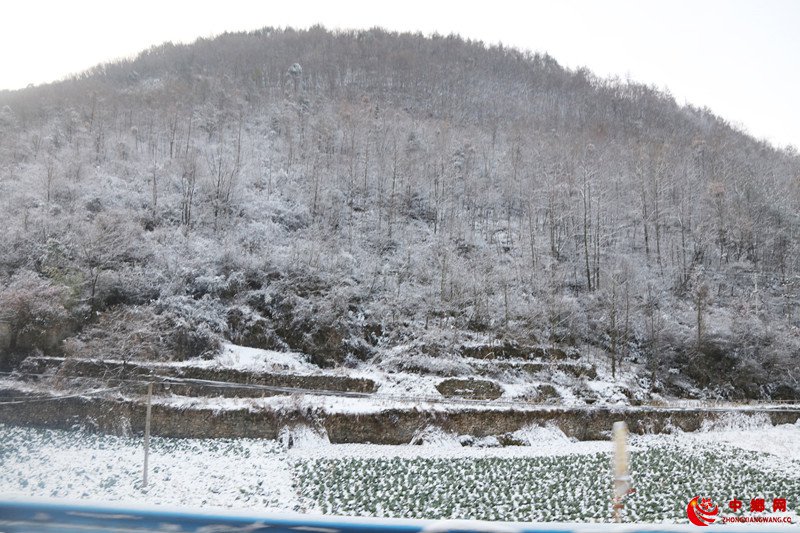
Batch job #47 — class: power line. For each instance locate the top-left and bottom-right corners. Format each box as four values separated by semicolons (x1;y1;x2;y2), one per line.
0;385;123;405
2;369;800;411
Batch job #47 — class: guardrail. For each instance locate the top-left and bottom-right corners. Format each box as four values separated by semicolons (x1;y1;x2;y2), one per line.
0;499;797;533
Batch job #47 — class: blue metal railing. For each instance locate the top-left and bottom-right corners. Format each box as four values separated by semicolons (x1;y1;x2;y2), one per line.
0;499;796;533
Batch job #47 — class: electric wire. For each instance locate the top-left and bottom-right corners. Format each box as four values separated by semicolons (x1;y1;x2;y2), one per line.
0;368;799;411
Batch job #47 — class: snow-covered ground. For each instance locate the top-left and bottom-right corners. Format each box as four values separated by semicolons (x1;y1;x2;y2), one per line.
203;343;617;406
16;344;798;415
0;425;297;510
210;343;319;374
130;344;799;410
1;418;798;522
5;344;799;522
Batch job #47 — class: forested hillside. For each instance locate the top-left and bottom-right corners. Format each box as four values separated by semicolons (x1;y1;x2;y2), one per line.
1;26;798;400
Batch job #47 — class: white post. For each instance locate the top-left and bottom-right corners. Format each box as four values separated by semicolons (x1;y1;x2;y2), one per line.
143;382;153;488
612;421;631;522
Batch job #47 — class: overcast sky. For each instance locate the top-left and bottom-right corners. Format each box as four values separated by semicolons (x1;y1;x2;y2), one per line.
2;0;799;150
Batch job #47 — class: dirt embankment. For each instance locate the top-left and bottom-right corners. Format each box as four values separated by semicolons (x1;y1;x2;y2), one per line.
1;387;798;444
19;357;377;396
6;356;799;444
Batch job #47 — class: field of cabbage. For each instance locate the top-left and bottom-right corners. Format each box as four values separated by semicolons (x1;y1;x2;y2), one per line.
2;423;799;523
296;444;800;522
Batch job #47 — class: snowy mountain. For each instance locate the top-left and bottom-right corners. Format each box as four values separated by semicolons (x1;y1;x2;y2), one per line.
0;26;798;401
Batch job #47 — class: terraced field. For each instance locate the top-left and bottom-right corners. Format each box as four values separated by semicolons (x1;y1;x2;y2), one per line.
296;445;800;522
2;423;799;523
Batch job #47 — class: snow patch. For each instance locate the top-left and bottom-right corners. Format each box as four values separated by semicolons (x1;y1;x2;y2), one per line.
509;423;571;445
410;426;462;447
214;343;314;373
278;424;330;449
699;411;772;432
585;380;629;405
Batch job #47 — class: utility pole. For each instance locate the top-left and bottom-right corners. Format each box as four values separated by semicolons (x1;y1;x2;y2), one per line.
143;382;153;488
612;421;633;522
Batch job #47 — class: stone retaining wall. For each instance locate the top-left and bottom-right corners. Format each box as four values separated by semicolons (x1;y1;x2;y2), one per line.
2;388;797;444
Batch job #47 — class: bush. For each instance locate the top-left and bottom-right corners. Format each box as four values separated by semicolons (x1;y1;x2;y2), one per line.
64;297;224;362
0;270;70;369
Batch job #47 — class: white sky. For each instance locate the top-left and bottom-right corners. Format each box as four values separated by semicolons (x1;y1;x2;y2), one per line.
1;0;799;150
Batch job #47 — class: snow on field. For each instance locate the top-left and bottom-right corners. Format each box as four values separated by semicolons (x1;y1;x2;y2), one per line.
5;346;800;520
294;421;800;522
354;369;443;398
27;344;789;414
585;380;632;404
155;343;317;374
0;425;298;511
150;390;603;414
287;424;608;461
631;413;800;463
2;420;799;522
19;341;640;407
694;420;800;461
211;343;317;373
689;413;800;465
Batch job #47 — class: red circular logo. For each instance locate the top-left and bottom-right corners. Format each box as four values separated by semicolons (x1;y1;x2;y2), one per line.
687;496;719;526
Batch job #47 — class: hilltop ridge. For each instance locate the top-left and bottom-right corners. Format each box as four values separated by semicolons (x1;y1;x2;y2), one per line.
0;26;798;403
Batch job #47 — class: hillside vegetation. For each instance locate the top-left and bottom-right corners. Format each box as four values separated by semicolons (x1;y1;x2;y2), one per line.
1;26;798;400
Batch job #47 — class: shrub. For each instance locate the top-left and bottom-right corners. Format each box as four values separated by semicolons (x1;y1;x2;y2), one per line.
0;270;70;368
